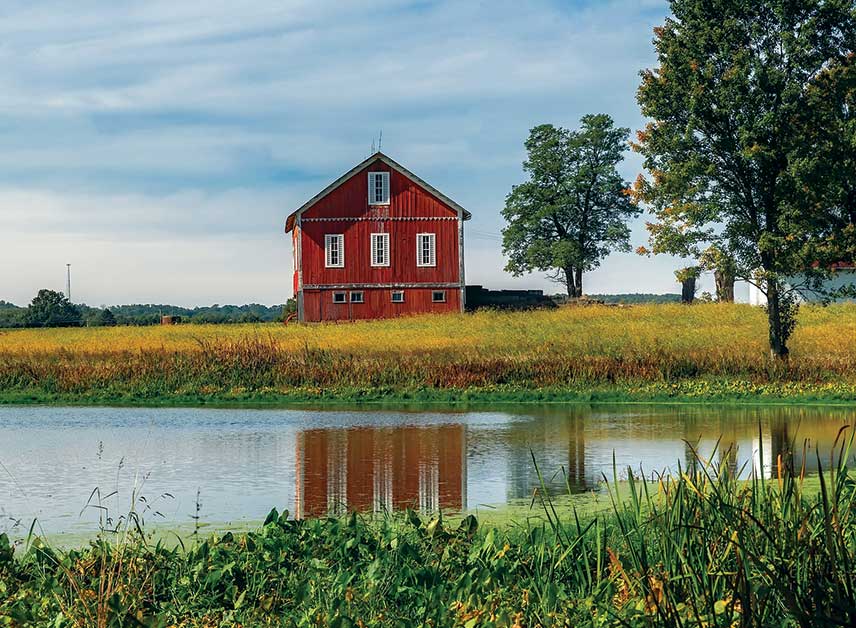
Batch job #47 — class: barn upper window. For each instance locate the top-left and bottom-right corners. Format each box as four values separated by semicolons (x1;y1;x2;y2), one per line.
325;234;344;268
368;171;390;205
371;233;390;267
416;233;436;267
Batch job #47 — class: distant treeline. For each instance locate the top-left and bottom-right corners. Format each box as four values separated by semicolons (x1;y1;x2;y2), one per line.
0;292;681;328
0;295;297;328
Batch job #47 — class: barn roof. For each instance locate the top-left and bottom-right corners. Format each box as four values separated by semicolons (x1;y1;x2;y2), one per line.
284;151;471;232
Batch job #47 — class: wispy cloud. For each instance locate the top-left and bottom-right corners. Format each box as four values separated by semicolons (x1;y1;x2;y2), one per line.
0;0;706;306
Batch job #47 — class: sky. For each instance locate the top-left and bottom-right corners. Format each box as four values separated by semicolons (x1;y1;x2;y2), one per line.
0;0;725;307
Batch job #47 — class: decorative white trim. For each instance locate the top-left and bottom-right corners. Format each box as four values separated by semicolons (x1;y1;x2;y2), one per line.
370;232;390;267
301;216;457;222
416;233;436;268
304;282;460;289
324;234;344;268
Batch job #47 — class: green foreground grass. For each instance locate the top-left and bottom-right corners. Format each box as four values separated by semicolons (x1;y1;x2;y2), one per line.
2;449;854;627
1;303;855;405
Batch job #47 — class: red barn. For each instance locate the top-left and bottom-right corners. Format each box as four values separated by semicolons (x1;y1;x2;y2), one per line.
285;151;470;322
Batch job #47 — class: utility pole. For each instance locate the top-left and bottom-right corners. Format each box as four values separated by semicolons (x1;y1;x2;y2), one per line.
66;264;71;302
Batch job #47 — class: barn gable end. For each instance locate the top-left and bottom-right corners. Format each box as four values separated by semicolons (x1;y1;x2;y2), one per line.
285;152;470;322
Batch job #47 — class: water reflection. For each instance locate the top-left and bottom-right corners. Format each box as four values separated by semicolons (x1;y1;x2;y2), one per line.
0;404;852;534
295;426;465;517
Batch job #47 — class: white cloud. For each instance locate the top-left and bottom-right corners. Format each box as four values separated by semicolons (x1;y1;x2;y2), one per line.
0;0;687;306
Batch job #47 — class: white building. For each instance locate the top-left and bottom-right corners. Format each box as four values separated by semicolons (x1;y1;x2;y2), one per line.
746;265;856;306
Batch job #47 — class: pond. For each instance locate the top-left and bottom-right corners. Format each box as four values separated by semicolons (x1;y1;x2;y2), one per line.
0;404;853;537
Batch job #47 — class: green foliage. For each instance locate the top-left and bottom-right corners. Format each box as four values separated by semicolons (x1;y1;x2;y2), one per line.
502;115;639;296
0;302;25;329
24;289;81;328
632;0;856;356
3;444;856;627
0;301;297;328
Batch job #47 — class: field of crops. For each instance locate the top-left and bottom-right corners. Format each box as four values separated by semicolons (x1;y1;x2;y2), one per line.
2;444;855;627
0;303;855;403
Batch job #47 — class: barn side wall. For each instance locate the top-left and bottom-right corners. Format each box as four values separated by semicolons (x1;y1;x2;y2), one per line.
301;287;461;321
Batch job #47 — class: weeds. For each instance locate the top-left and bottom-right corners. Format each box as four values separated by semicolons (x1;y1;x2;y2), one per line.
2;430;855;626
0;304;855;403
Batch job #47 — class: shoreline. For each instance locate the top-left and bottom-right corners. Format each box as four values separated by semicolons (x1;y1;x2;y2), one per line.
2;383;855;408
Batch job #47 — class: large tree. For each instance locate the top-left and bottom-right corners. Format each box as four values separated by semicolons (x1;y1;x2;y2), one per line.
632;0;856;358
502;116;639;297
25;289;81;327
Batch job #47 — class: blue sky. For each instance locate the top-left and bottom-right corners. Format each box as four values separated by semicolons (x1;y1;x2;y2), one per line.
0;0;719;307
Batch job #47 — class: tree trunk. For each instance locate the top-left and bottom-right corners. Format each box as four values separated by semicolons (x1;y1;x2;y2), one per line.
766;283;790;360
564;267;577;297
714;270;735;302
574;268;583;298
681;277;696;304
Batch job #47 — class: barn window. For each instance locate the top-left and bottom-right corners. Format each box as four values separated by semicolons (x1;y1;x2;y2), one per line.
332;291;347;303
350;291;364;303
370;233;390;267
325;234;344;268
368;171;390;205
391;290;404;303
416;233;436;267
432;290;446;303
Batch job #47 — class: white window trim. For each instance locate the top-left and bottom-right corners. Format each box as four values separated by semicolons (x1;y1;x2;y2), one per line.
324;234;344;268
416;233;436;268
391;290;405;303
370;232;390;267
368;171;390;206
349;291;364;303
332;291;347;303
432;290;446;303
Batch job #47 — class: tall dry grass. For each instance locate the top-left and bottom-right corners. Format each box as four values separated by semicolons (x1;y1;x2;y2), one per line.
0;303;854;399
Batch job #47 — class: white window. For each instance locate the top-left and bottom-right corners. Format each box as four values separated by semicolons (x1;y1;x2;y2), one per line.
325;234;344;268
370;233;390;267
350;291;364;303
432;290;446;303
391;290;404;303
416;233;436;267
368;171;390;205
332;291;347;303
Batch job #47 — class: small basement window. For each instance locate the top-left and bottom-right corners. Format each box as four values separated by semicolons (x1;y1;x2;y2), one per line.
332;291;347;304
391;290;404;303
432;290;446;303
350;291;364;303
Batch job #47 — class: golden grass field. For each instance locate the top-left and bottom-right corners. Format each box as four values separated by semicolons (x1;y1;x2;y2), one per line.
1;303;855;402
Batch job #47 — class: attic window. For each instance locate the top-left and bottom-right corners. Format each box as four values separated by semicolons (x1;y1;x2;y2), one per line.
368;171;390;205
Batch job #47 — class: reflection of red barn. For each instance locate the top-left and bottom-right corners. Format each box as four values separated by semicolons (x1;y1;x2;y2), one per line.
295;425;466;518
284;151;470;322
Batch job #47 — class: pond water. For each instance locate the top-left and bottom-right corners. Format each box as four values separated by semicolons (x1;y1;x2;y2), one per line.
0;404;853;536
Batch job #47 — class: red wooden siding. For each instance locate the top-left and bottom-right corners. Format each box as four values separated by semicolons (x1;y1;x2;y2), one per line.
301;219;460;286
295;425;466;518
302;287;460;321
289;154;466;322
